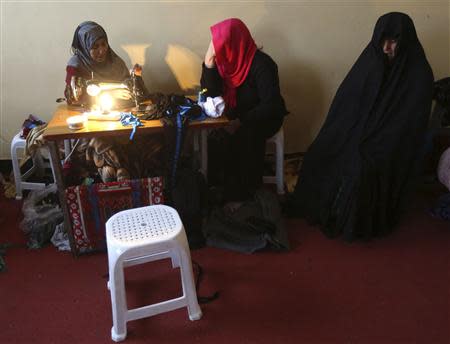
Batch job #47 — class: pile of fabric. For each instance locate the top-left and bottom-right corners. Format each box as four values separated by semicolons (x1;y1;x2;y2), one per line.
64;134;165;186
20;184;63;249
203;189;289;253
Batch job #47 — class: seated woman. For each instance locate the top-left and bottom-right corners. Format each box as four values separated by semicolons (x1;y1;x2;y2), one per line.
65;21;148;107
63;21;161;185
291;12;434;241
201;18;288;202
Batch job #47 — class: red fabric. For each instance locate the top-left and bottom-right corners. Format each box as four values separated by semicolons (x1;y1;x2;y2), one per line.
211;18;257;109
65;66;77;86
65;177;164;254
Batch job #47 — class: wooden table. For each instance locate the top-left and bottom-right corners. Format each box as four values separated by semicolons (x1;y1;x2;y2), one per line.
43;104;228;255
44;104;228;140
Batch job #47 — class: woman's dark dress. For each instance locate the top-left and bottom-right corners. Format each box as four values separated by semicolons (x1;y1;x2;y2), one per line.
201;49;288;201
292;12;434;240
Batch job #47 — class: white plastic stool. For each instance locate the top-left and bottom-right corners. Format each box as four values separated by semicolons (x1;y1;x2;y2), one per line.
10;133;56;200
263;127;285;195
105;205;202;342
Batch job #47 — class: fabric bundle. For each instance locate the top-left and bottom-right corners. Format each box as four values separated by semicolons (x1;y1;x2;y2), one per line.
204;189;289;253
198;96;225;118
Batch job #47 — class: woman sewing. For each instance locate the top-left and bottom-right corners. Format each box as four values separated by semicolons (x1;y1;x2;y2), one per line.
63;21;160;185
65;21;147;107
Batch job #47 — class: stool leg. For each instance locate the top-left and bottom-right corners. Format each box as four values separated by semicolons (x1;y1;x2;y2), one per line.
11;144;23;200
170;250;180;268
110;261;128;342
177;234;202;321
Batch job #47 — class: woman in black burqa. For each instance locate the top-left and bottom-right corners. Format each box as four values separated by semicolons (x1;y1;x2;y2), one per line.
291;12;434;240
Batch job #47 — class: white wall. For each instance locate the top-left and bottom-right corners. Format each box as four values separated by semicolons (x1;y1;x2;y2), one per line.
0;1;449;159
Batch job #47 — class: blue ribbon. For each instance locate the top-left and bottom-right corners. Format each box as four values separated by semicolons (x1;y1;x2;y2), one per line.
120;113;143;140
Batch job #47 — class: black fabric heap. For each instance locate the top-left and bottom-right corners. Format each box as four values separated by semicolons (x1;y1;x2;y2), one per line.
138;93;174;120
292;12;434;241
203;189;289;254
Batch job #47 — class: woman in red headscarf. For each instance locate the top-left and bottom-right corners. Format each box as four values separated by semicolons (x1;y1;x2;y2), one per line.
201;18;288;201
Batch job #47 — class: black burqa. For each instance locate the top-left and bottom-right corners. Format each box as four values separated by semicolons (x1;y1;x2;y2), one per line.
292;12;433;240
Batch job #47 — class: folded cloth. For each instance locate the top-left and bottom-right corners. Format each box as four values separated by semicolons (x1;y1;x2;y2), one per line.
25;123;48;158
20;114;46;139
199;96;225;118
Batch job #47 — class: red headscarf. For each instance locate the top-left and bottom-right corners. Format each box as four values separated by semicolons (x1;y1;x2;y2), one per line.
211;18;257;109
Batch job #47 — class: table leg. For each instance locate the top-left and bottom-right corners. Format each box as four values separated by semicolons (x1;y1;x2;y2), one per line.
64;140;71;159
47;140;78;256
200;128;208;180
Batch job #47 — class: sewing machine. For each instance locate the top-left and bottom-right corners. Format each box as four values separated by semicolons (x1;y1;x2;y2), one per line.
64;79;130;129
68;71;143;112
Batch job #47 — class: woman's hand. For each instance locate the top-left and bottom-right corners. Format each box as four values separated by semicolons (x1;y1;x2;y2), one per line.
204;40;216;68
110;89;132;100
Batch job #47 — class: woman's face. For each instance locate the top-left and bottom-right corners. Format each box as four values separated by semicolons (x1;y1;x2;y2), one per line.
382;38;398;60
90;37;109;63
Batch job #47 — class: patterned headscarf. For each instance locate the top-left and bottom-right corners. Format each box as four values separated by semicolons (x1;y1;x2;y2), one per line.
67;21;129;81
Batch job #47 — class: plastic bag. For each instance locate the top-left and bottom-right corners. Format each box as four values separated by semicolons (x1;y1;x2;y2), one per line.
51;223;71;251
20;184;64;249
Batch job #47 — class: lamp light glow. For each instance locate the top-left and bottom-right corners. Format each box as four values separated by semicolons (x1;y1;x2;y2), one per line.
99;93;114;113
87;84;101;96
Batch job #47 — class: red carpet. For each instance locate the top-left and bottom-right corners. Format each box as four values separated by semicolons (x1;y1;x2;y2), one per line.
0;185;449;344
